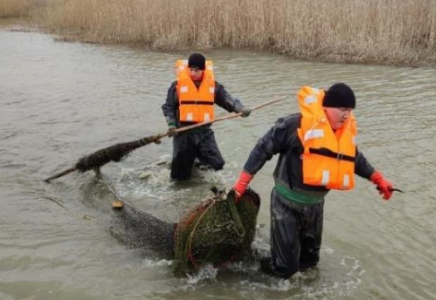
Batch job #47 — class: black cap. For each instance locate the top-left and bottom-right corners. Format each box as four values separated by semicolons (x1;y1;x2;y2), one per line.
323;83;356;109
188;53;206;70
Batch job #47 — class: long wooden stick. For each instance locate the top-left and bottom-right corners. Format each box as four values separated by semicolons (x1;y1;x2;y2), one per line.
175;95;288;134
44;95;288;183
44;167;78;183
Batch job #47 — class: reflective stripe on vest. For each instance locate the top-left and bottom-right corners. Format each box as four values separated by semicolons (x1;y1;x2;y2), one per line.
176;60;215;123
296;86;357;190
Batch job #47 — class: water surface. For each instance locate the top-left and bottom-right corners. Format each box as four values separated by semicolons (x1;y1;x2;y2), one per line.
1;28;436;300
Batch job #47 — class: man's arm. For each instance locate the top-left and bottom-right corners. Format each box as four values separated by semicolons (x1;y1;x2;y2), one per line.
355;149;394;200
214;82;245;113
161;81;178;127
244;115;299;175
354;149;375;179
233;115;300;197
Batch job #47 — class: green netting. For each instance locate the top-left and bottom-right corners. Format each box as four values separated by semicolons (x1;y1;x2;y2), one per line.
173;188;260;276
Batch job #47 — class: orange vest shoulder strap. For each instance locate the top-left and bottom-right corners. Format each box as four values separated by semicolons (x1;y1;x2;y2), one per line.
297;86;325;118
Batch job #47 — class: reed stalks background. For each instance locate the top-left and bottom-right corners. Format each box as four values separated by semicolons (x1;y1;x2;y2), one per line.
0;0;35;18
1;0;436;66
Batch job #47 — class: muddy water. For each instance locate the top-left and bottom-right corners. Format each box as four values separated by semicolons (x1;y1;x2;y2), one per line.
1;27;436;300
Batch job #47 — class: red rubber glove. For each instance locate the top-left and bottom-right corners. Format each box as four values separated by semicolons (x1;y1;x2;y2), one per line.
370;171;393;200
233;171;254;200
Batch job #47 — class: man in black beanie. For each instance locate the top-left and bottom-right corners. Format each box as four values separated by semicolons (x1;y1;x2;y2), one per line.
162;53;251;180
187;53;206;71
232;83;396;279
323;82;356;108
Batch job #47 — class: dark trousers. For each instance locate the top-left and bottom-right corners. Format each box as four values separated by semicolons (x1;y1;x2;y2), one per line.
262;189;324;279
171;128;225;180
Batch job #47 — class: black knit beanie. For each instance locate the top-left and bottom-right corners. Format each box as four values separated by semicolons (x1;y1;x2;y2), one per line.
323;83;356;109
188;53;206;70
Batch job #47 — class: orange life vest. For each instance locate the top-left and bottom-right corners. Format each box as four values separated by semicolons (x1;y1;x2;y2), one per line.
175;60;215;123
296;86;357;190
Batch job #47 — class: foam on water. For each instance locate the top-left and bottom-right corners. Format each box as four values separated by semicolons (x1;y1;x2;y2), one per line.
142;258;173;268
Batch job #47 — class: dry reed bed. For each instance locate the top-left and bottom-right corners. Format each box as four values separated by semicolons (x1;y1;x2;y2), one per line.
2;0;436;66
0;0;35;18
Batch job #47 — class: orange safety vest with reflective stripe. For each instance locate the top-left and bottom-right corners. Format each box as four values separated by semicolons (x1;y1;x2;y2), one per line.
175;60;215;123
296;86;357;190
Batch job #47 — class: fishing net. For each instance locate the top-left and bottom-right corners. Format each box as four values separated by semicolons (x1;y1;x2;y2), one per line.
75;134;162;173
110;202;175;258
173;188;260;276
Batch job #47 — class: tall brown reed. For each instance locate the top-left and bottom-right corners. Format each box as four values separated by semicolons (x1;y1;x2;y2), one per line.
0;0;33;18
4;0;436;66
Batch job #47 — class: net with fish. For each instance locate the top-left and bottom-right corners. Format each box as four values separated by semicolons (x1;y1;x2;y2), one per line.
173;188;260;276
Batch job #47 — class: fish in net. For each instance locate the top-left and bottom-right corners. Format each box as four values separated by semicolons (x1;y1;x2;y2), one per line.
110;188;260;276
173;188;260;276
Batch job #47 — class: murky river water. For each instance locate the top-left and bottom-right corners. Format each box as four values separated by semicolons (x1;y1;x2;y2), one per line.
1;27;436;300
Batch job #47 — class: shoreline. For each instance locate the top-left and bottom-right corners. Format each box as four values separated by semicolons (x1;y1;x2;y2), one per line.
1;0;435;69
5;23;435;69
2;22;434;69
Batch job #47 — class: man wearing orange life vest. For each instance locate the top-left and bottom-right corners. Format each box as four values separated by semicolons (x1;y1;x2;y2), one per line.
232;83;395;279
162;53;251;180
